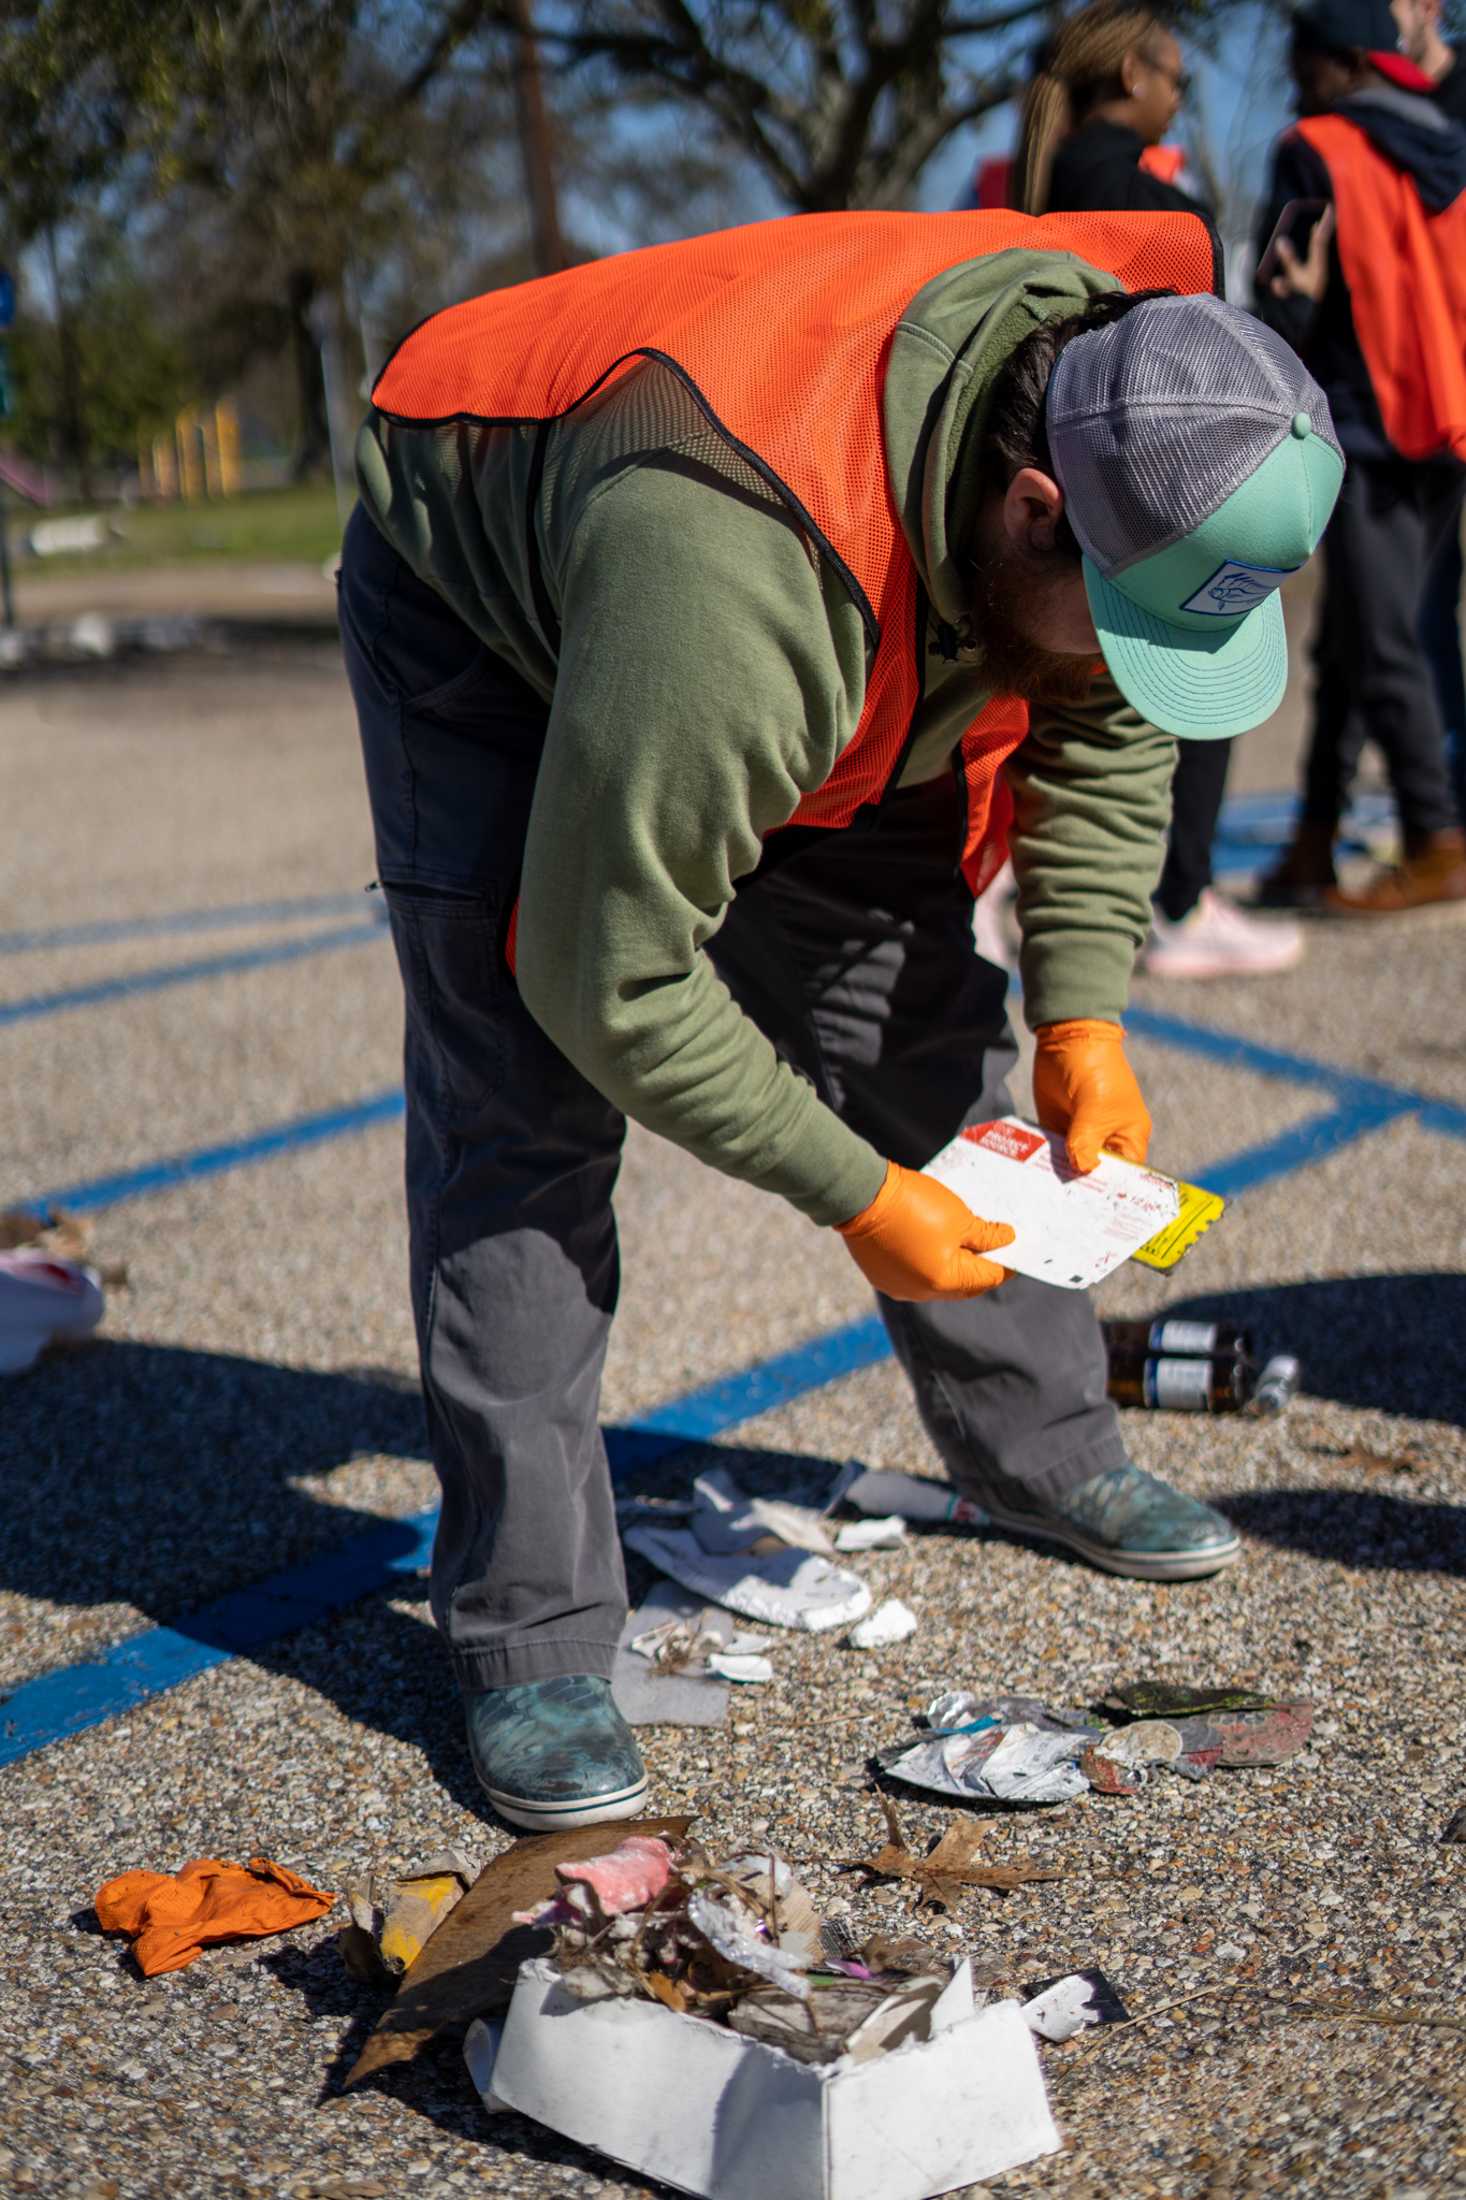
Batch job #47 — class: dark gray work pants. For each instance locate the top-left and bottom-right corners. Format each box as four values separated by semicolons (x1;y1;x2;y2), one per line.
1305;456;1466;838
339;509;1126;1693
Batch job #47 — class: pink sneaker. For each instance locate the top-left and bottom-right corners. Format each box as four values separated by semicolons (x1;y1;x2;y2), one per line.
1140;888;1304;981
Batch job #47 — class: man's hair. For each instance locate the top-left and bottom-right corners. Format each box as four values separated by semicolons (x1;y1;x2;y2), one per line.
980;287;1177;555
1013;3;1172;214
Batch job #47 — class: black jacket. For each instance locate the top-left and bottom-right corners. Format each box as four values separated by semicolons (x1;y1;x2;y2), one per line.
1256;83;1466;459
1044;119;1222;287
1431;45;1466;125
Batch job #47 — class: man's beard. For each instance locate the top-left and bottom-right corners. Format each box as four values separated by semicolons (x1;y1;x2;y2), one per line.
974;541;1101;706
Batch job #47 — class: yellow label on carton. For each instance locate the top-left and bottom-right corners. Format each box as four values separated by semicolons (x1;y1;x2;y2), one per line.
1131;1178;1226;1272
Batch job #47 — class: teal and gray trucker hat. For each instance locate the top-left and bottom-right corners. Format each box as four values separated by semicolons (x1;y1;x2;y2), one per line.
1046;294;1344;739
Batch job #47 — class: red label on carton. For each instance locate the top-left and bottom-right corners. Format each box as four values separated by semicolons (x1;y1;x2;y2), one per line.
961;1120;1046;1163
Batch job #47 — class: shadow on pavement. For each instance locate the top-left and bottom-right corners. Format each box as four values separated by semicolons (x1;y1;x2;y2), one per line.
1223;1489;1465;1574
1149;1271;1466;1427
0;1337;846;1805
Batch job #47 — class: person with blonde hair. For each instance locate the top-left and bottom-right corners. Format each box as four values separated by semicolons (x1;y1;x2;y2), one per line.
1014;4;1192;220
1012;3;1305;979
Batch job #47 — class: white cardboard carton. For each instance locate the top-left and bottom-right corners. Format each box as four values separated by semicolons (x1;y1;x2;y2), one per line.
478;1957;1061;2199
923;1116;1181;1288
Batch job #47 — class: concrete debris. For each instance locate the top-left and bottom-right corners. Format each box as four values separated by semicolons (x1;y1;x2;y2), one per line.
849;1598;919;1649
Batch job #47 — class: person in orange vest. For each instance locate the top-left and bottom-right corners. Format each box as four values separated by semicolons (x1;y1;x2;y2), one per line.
1394;0;1466;827
1009;1;1306;981
340;211;1341;1830
1255;0;1466;912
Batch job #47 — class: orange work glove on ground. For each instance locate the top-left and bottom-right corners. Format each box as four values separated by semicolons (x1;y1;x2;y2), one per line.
1032;1019;1152;1173
837;1161;1015;1302
95;1856;335;1977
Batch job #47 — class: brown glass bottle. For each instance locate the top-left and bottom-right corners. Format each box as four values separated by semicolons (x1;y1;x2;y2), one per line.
1101;1318;1254;1362
1105;1347;1253;1413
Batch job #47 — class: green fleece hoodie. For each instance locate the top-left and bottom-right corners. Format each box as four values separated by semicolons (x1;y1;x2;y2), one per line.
355;247;1175;1227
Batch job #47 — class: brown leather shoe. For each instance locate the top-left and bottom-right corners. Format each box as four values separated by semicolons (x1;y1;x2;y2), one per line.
1253;821;1339;909
1323;828;1466;914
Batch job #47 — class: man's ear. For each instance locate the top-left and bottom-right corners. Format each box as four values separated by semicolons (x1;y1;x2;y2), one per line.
1002;465;1067;554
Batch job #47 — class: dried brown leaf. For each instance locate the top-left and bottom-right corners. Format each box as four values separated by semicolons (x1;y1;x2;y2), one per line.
843;1807;1059;1909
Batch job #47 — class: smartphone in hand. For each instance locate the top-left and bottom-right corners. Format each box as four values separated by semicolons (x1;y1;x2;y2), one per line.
1256;197;1328;289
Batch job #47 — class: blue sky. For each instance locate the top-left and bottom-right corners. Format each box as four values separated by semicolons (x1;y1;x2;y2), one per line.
921;1;1296;228
562;3;1300;283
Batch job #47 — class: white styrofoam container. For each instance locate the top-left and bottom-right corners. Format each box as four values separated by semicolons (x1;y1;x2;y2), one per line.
476;1958;1061;2199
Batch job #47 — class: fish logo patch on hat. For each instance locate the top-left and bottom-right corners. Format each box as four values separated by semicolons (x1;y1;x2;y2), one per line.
1180;559;1296;617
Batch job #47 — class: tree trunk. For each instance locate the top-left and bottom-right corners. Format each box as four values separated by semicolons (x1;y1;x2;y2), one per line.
287;267;331;481
45;228;93;501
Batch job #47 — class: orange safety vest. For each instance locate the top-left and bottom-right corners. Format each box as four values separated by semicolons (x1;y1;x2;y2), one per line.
973;145;1187;209
374;210;1216;894
1294;114;1466;464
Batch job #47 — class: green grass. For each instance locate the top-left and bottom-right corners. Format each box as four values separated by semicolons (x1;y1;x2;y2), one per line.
7;483;345;579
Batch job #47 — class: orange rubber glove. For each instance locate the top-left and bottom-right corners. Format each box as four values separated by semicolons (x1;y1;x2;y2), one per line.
1032;1018;1152;1173
837;1161;1015;1302
95;1856;335;1977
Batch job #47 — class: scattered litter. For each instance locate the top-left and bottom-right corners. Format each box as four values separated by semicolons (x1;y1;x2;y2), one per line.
625;1463;872;1632
843;1467;989;1528
883;1718;1093;1808
338;1851;474;1985
708;1651;775;1683
843;1799;1061;1909
625;1522;870;1633
1442;1806;1466;1845
0;1203;127;1285
834;1514;908;1552
521;1833;676;1926
1078;1744;1141;1797
340;1816;691;2090
0;1250;105;1375
468;1828;1061;2194
1020;1968;1130;2042
1098;1719;1184;1768
1247;1354;1300;1416
1100;1681;1281;1719
94;1855;335;1977
923;1116;1223;1288
612;1581;733;1726
880;1683;1312;1810
849;1598;919;1649
631;1609;773;1671
462;2016;509;2113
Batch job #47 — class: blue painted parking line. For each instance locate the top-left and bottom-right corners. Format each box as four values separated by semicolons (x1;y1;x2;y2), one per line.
1209;789;1395;881
1200;1098;1415;1199
26;1090;406;1218
1126;1000;1466;1133
0;892;381;958
0;1316;889;1768
0;921;385;1030
2;1053;1456;1761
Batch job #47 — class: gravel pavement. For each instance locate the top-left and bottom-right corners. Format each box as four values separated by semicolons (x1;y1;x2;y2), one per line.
0;593;1463;2200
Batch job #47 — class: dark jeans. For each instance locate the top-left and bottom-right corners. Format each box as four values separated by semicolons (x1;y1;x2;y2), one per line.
1155;736;1234;921
339;508;1126;1692
1304;456;1465;839
1420;515;1466;824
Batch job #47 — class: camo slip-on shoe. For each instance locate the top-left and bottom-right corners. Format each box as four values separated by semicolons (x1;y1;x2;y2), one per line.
977;1462;1240;1582
466;1674;648;1832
